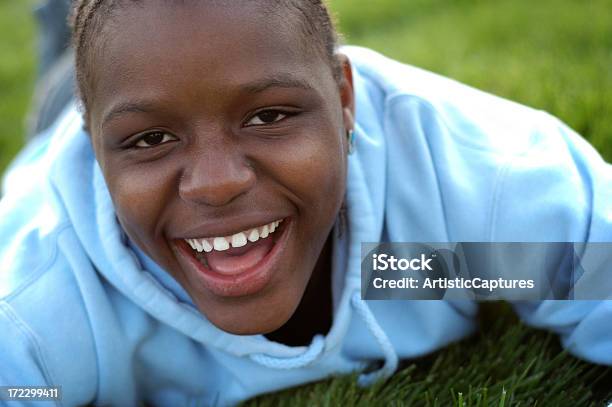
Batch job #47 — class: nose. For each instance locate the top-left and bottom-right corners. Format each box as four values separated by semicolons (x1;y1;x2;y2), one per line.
179;145;255;207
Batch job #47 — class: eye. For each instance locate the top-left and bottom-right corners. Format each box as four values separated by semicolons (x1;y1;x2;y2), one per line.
134;131;177;148
245;110;289;127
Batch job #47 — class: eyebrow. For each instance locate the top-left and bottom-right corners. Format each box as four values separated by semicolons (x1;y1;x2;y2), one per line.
101;101;158;128
241;74;314;94
101;74;314;127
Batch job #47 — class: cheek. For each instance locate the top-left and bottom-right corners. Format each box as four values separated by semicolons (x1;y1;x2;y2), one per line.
104;164;174;243
264;128;346;216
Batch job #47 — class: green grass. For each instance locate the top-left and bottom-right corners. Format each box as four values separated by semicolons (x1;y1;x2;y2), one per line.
1;1;612;405
245;305;612;406
0;1;36;175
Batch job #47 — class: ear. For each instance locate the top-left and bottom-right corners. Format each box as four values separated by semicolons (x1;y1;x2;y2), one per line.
336;53;355;133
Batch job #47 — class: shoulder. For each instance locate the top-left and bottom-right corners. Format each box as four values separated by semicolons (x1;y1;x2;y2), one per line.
0;174;70;298
0;106;80;298
1;104;97;296
0;107;100;402
344;45;555;157
0;191;101;406
344;46;612;242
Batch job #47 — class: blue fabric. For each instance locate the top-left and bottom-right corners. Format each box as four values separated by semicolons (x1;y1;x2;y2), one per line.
34;0;71;78
29;1;74;139
1;46;611;406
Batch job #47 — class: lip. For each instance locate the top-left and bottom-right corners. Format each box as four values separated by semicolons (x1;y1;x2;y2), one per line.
174;218;292;297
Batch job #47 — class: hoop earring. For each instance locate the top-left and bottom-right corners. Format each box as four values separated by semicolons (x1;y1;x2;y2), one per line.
347;129;355;155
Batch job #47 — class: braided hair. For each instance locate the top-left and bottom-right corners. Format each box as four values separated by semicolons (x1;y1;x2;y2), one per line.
68;0;342;126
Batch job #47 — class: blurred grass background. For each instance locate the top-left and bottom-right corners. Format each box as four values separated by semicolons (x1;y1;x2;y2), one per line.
0;1;36;176
1;0;611;405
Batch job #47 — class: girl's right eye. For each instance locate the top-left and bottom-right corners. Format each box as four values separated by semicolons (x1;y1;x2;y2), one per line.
134;131;177;148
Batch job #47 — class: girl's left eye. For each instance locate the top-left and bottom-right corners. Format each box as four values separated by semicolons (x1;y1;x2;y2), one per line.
134;131;177;148
245;110;289;126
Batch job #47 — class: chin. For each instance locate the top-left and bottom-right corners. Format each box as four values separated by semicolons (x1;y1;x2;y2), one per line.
210;316;291;335
194;292;300;336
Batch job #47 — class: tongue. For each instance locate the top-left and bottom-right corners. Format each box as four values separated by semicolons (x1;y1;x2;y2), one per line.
205;237;275;275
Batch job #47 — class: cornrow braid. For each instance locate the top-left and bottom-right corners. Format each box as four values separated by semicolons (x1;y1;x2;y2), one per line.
69;0;342;128
69;0;118;114
294;0;343;80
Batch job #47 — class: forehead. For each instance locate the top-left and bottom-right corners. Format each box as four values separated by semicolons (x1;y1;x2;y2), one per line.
88;1;332;127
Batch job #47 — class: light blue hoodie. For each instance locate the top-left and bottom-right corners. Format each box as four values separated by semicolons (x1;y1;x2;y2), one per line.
1;46;611;406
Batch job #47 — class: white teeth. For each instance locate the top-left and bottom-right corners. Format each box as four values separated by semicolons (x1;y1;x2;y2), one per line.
247;229;259;242
185;218;284;253
188;239;202;252
213;237;230;251
202;239;213;253
231;232;247;248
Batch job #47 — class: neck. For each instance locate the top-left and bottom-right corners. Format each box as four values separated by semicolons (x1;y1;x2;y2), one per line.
264;234;333;347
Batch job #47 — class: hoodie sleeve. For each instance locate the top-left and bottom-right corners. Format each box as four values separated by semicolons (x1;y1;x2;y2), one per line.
0;301;60;406
491;112;612;365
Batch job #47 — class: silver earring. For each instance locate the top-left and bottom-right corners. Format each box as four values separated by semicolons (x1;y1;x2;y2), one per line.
347;129;355;154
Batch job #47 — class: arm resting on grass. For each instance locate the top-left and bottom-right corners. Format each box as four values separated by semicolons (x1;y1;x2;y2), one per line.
490;115;612;365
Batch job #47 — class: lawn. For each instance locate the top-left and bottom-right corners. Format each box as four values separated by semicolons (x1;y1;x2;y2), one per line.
246;305;612;406
0;1;36;176
1;0;612;405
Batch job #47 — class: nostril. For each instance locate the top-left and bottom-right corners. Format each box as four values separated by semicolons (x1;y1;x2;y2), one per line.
178;161;256;207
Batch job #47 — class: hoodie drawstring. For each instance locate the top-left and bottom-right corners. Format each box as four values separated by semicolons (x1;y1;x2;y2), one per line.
351;292;399;386
249;335;325;369
248;293;398;385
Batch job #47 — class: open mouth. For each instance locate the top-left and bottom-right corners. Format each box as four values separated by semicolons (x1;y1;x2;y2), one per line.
177;218;290;297
186;219;283;274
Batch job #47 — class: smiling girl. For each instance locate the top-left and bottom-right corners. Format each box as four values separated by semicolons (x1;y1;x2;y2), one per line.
78;1;352;342
1;1;611;406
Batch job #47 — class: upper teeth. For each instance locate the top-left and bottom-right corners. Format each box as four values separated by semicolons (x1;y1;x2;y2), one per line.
186;219;283;253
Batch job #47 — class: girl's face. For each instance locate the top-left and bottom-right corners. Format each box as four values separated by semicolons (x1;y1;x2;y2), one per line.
88;2;354;334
